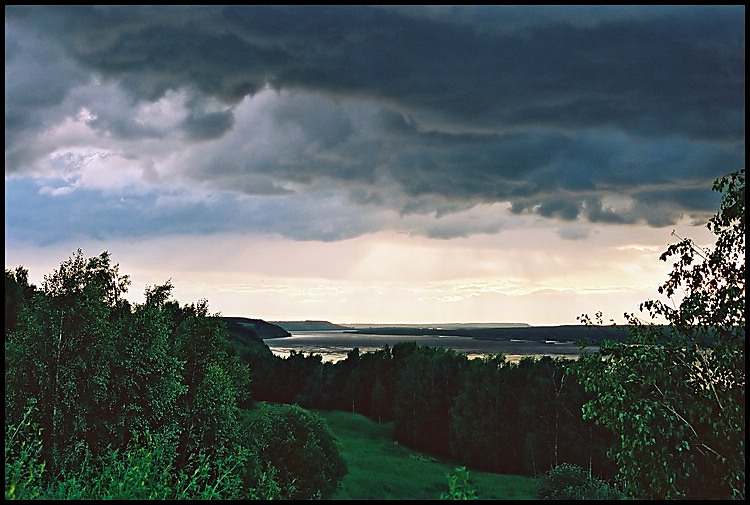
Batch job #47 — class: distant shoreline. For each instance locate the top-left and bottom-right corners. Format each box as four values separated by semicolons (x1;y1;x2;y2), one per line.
263;330;599;364
269;320;630;345
270;320;534;332
343;324;630;345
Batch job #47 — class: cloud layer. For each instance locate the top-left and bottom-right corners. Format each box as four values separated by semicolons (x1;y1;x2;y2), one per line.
5;5;745;243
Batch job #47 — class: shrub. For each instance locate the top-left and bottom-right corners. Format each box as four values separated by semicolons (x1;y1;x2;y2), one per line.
441;466;478;500
5;400;46;500
42;429;249;500
247;403;347;499
536;463;623;500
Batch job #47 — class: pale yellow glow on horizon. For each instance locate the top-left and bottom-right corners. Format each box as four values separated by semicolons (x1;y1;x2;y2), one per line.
4;221;715;326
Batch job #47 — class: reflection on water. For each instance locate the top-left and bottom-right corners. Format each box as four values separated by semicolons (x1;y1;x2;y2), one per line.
264;330;594;364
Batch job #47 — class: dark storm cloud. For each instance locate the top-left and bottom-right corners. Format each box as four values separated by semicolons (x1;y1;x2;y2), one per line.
6;5;743;138
4;5;745;239
181;109;235;141
4;21;91;171
537;199;582;221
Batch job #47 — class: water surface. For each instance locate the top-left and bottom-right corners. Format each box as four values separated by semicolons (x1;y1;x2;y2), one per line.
264;330;593;363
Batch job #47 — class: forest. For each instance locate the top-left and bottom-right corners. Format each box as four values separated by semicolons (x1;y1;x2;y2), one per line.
4;170;744;500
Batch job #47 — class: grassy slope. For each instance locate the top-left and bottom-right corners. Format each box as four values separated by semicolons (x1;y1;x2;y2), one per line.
315;409;537;500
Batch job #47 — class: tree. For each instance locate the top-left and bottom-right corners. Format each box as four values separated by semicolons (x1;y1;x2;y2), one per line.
5;250;253;497
110;285;187;448
393;346;466;456
5;250;131;475
5;266;36;336
370;375;388;424
165;296;250;470
573;169;745;499
450;355;518;474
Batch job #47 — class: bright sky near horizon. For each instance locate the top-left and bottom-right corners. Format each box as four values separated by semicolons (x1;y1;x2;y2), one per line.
5;6;744;325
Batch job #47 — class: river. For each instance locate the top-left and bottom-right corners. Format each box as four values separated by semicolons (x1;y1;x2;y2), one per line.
263;330;593;363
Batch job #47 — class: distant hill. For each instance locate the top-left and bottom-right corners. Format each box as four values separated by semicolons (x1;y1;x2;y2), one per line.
272;320;354;332
219;316;291;339
346;324;631;345
348;322;530;330
215;317;290;360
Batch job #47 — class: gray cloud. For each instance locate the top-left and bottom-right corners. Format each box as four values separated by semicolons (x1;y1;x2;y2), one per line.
555;224;592;241
181;109;235;141
4;5;745;241
7;6;742;138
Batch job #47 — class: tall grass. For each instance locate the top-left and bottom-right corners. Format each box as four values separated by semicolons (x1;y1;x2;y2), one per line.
315;409;537;500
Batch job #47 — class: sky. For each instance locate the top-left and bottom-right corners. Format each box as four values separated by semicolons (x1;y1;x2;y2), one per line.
4;5;745;325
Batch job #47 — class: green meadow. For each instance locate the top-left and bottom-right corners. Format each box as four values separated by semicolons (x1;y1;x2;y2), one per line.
316;409;538;500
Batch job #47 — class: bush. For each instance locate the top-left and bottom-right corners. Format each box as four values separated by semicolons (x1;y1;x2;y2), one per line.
441;466;478;500
247;403;347;499
536;463;623;500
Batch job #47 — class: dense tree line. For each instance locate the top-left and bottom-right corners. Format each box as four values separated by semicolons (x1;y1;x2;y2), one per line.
5;252;345;499
248;341;617;481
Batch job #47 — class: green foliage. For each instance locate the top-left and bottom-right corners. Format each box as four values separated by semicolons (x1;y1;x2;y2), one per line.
247;402;347;499
5;250;133;473
172;443;249;499
441;466;478;500
244;461;283;500
5;400;46;500
41;429;250;500
449;354;612;478
5;266;36;336
5;407;278;500
449;355;516;473
393;346;467;456
172;299;250;420
47;431;173;499
573;170;745;499
536;463;623;500
4;250;259;499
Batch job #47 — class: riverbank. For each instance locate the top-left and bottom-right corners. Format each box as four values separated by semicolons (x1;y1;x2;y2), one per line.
263;329;604;363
